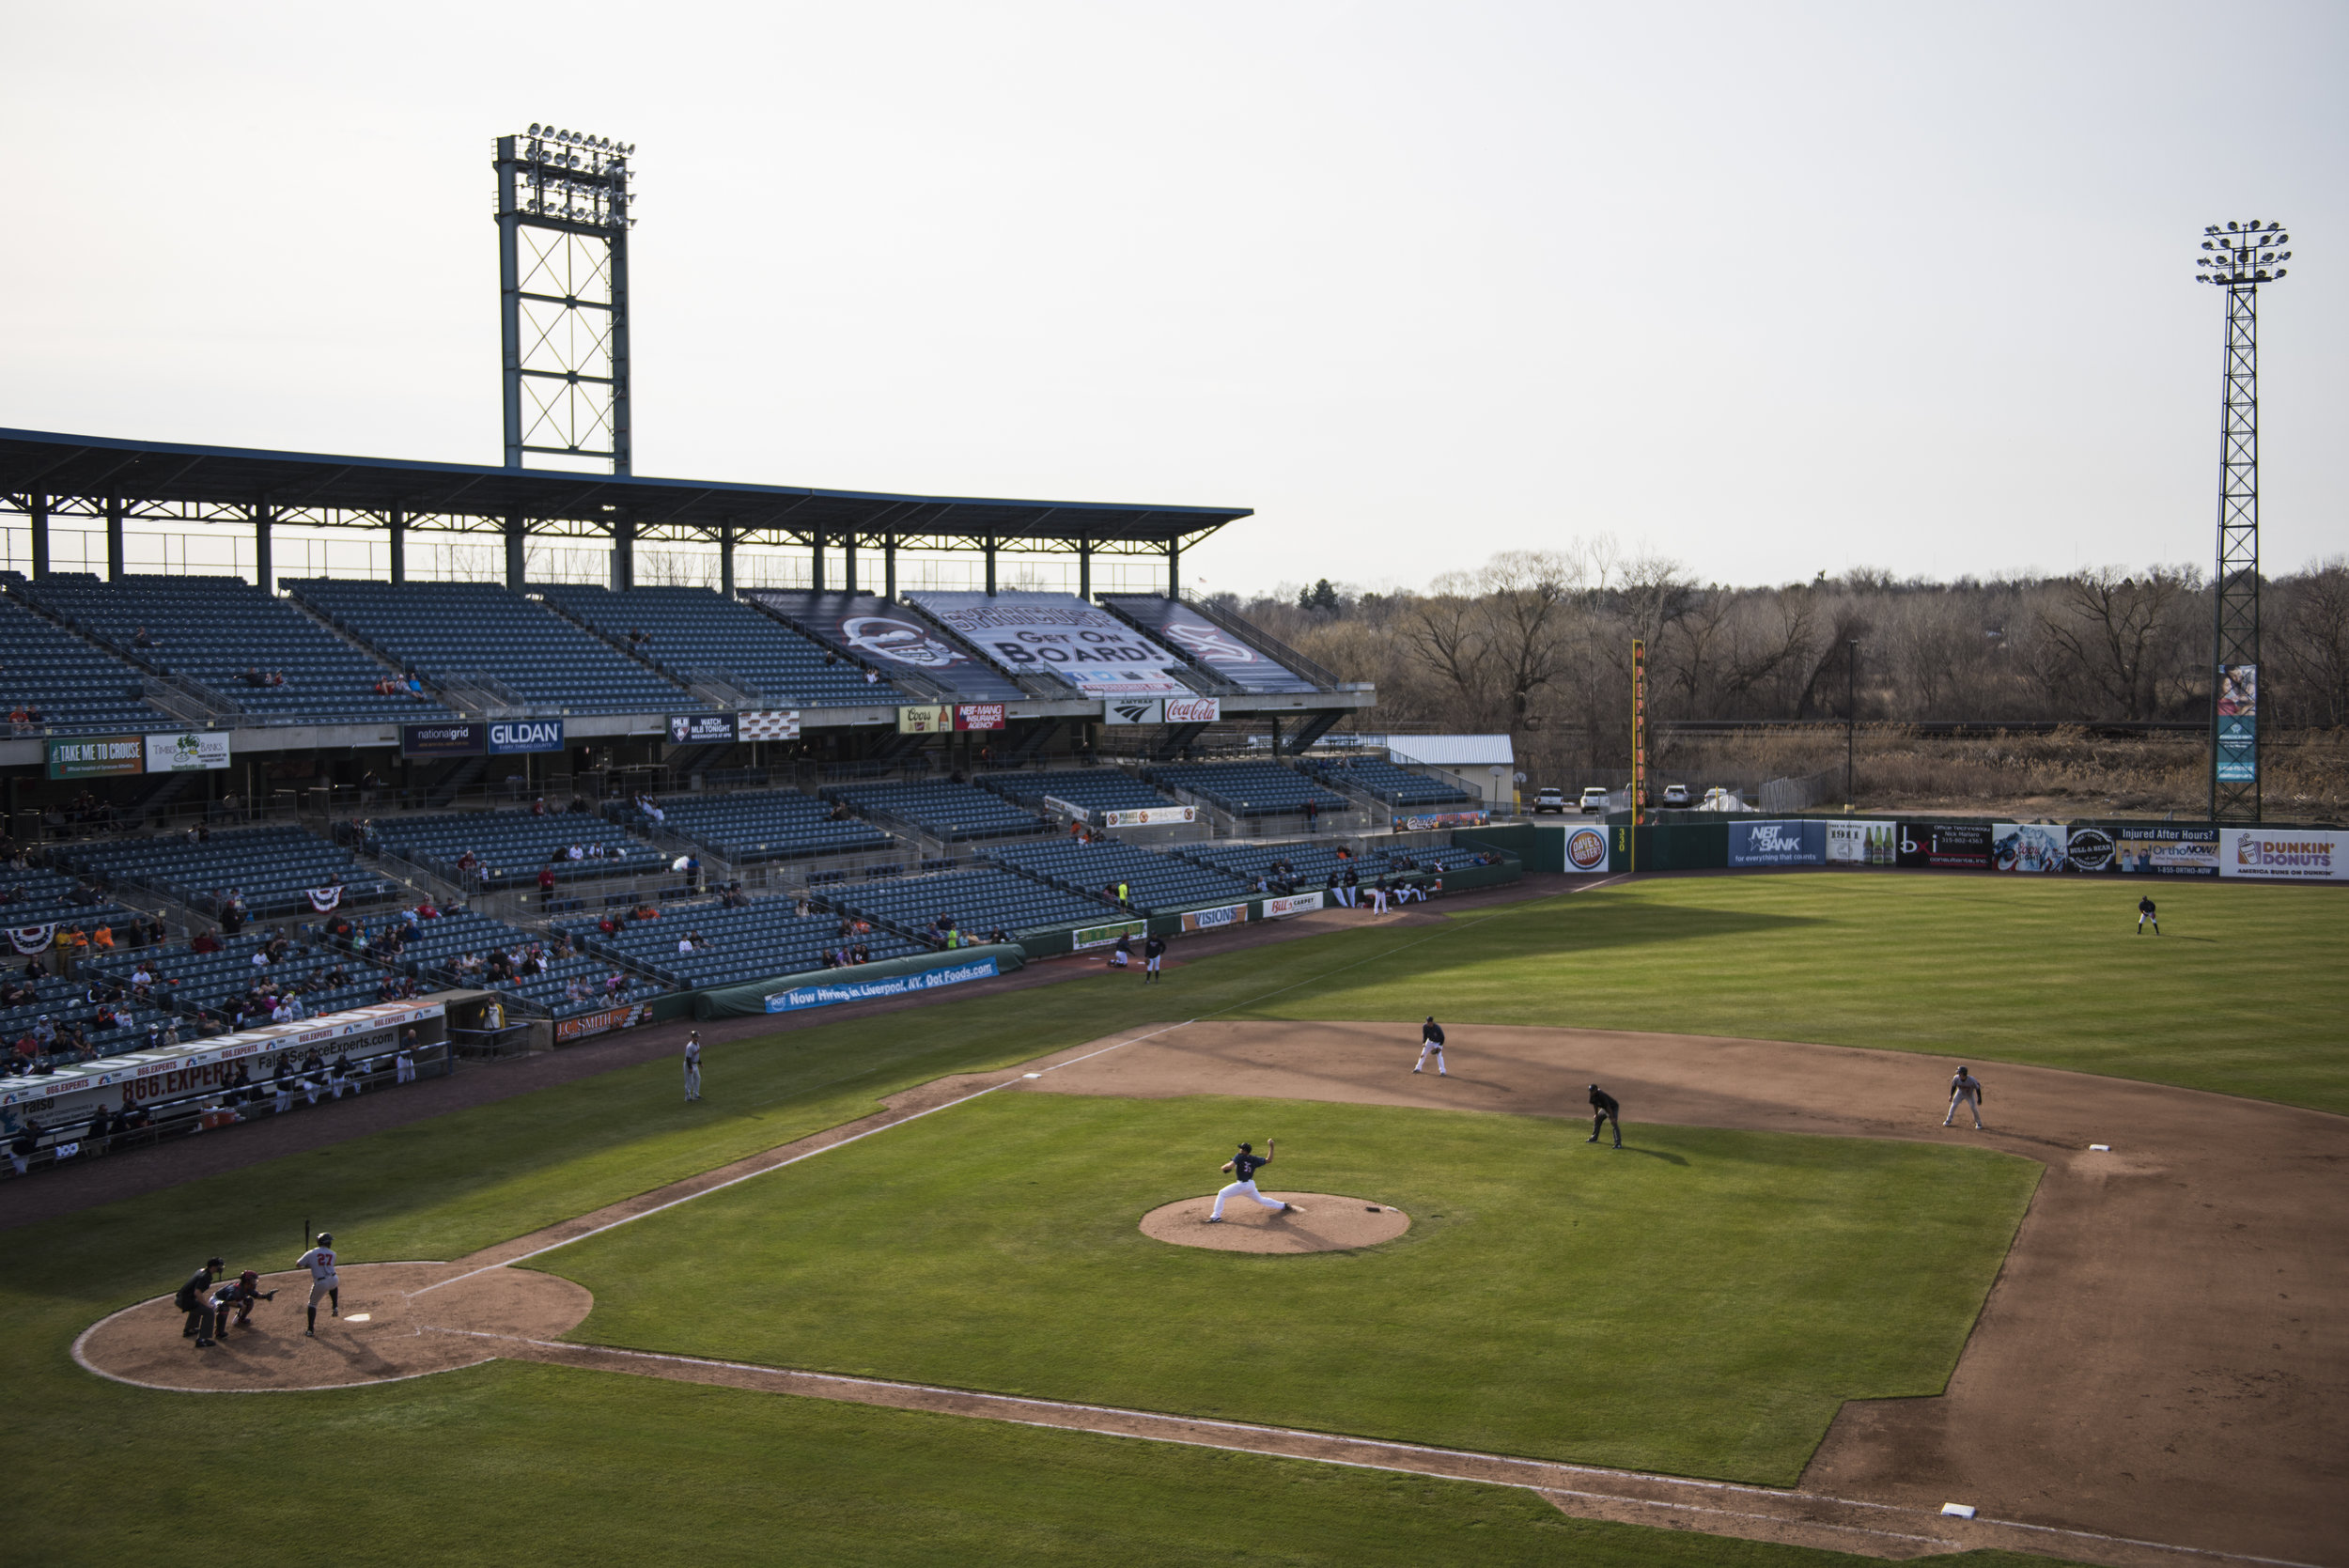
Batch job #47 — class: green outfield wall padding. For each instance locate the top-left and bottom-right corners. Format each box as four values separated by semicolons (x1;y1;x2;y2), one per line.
1453;821;1534;861
692;943;1027;1019
1433;858;1524;893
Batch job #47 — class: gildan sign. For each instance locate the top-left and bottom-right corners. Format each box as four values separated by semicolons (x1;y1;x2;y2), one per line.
46;736;144;780
487;720;564;755
913;593;1188;698
2221;829;2346;881
667;714;737;745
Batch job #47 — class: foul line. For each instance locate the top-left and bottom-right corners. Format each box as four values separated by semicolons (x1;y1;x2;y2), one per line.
427;1328;2326;1568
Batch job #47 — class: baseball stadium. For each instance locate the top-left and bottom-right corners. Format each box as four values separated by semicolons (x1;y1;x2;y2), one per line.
4;31;2346;1568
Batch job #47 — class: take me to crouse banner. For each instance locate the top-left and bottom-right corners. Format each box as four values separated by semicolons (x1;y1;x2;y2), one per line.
910;592;1190;697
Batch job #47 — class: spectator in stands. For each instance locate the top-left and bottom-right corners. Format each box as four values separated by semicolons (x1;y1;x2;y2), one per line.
531;797;550;816
851;943;871;964
537;865;557;898
794;893;815;918
406;673;427;699
677;931;699;955
1304;800;1319;831
241;667;266;688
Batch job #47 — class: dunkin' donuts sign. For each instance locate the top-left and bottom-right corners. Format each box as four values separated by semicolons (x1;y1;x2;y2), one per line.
2220;829;2345;881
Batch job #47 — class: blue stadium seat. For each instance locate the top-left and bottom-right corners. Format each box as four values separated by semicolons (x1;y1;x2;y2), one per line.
54;826;390;922
983;838;1250;914
1143;762;1349;818
827;781;1049;843
365;809;666;890
535;583;907;708
981;769;1177;815
1303;755;1477;807
0;588;174;734
618;790;897;863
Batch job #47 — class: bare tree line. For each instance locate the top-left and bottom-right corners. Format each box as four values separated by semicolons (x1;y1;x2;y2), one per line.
1212;549;2349;778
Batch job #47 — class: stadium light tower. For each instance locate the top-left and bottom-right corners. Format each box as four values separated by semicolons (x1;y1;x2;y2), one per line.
2194;219;2290;822
493;125;637;474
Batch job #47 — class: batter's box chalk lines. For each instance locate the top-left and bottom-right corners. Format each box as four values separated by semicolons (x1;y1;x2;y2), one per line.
416;1328;2313;1568
409;1019;1203;1300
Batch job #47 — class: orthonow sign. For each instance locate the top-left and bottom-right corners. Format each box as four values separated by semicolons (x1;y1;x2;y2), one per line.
2220;829;2346;881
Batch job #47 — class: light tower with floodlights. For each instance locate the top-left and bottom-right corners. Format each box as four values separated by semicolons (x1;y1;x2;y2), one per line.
493;125;638;474
2194;218;2289;823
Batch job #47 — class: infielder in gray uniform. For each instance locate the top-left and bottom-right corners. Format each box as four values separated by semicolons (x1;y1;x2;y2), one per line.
683;1032;703;1102
1943;1065;1984;1128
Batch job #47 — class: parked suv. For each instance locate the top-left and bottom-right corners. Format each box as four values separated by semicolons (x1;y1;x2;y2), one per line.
1661;784;1691;807
1578;786;1610;814
1532;786;1568;815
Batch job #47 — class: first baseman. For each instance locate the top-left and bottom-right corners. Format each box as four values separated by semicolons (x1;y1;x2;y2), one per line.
295;1232;339;1335
1207;1140;1295;1222
1414;1017;1446;1076
1944;1065;1984;1129
684;1032;702;1102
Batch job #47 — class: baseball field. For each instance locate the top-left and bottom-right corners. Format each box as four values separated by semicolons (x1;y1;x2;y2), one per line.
8;873;2343;1567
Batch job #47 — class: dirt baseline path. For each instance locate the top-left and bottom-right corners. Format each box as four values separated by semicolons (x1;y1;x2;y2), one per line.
1024;1021;2345;1568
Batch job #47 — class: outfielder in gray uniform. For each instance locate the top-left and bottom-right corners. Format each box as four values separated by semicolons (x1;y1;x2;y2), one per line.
683;1032;703;1102
1944;1066;1984;1129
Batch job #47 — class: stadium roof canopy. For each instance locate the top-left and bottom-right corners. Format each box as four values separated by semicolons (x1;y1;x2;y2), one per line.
0;427;1248;555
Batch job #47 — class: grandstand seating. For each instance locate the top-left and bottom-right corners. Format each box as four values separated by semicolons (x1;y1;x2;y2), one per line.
617;790;896;863
1304;755;1476;807
1099;595;1324;694
827;780;1049;842
1143;762;1349;818
743;591;1027;701
535;583;907;707
982;768;1177;816
830;866;1115;941
0;585;172;734
82;933;393;1035
14;575;448;725
285;580;692;714
363;808;666;889
1179;838;1497;888
0;865;128;932
555;897;923;991
54;826;390;921
983;838;1251;914
393;907;662;1018
0;970;174;1059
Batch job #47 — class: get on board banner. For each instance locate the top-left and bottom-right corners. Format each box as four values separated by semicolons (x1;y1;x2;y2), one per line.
2220;828;2346;880
911;592;1189;698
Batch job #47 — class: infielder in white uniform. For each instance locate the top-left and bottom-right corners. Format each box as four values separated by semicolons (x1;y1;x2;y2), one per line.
294;1232;339;1335
1206;1139;1295;1222
1944;1065;1984;1129
683;1032;702;1102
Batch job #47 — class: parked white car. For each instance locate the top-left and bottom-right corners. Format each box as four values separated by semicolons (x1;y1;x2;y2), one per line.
1533;786;1569;815
1579;786;1610;814
1661;784;1691;807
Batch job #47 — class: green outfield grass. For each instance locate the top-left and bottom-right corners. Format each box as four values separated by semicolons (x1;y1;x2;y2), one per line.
543;1091;2037;1484
3;869;2315;1564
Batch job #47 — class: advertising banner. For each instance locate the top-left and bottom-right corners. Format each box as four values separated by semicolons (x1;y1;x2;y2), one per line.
46;736;144;780
2100;824;2219;877
487;719;564;755
1895;822;1992;870
1992;823;2068;873
2062;824;2116;873
1072;919;1146;950
827;607;982;674
1825;821;1899;865
764;956;1005;1013
897;705;955;735
401;722;483;758
1728;819;1827;867
668;714;737;745
1396;809;1490;832
144;732;230;772
1101;805;1196;829
1565;826;1610;872
2217;664;2257;784
956;704;1007;732
2220;828;2346;881
1181;903;1249;933
1263;892;1327;919
1103;698;1161;725
553;1003;651;1042
911;592;1189;697
738;710;801;740
1100;596;1319;694
1163;696;1220;724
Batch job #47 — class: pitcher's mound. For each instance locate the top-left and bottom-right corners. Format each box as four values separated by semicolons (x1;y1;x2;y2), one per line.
74;1262;593;1393
1141;1194;1410;1253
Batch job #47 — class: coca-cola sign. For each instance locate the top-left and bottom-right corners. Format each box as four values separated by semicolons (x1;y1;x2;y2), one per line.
1162;697;1220;723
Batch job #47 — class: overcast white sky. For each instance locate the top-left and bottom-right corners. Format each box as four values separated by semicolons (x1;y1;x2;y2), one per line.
4;1;2343;597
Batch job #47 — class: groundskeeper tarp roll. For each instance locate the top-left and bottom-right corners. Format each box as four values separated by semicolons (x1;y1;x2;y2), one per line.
692;943;1027;1019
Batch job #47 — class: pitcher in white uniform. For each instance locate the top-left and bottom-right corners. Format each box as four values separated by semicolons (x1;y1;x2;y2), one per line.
294;1232;339;1336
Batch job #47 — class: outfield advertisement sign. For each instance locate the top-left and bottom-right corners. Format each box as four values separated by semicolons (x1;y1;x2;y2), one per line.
1993;823;2067;873
1181;903;1249;933
1826;821;1899;865
1396;810;1490;831
45;736;144;780
764;956;1004;1013
553;1003;650;1042
1564;826;1610;872
1896;822;1991;870
1072;919;1146;950
1263;892;1326;919
1728;819;1825;867
2102;824;2219;877
2220;828;2346;881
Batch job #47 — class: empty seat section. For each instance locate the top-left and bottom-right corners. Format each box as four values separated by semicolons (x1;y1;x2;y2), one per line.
54;826;388;920
392;907;663;1017
828;781;1049;842
0;585;173;733
983;769;1176;815
1098;595;1325;693
983;839;1250;913
831;867;1112;940
553;897;923;991
620;790;896;863
1304;756;1476;806
536;583;907;707
0;865;130;930
14;575;449;724
1143;762;1348;818
285;580;692;714
741;591;1026;701
366;809;665;889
